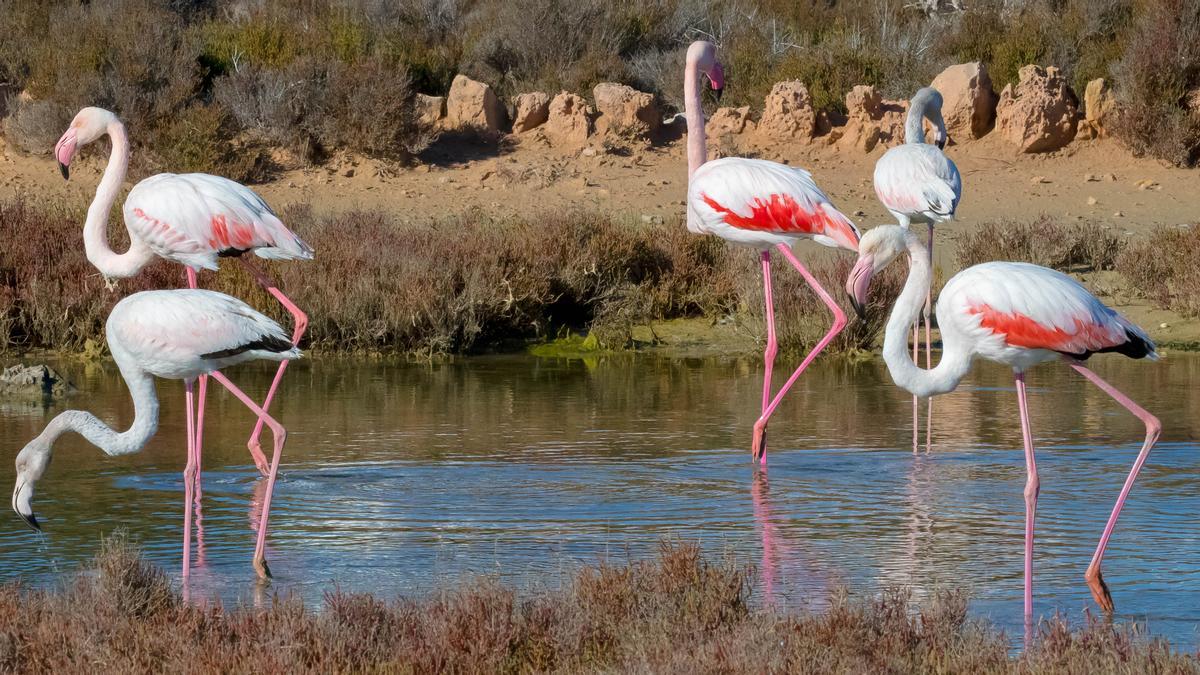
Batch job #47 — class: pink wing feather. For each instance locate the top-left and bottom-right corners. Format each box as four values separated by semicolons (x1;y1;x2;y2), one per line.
943;262;1155;358
124;173;313;271
688;157;860;251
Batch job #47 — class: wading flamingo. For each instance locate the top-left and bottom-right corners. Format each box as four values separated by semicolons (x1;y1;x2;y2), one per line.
11;289;299;579
54;107;311;477
846;224;1159;616
873;88;962;450
684;41;861;463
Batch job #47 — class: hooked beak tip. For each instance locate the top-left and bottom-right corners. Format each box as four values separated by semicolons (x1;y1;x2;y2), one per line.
713;87;723;102
849;295;866;320
58;162;69;180
17;511;41;532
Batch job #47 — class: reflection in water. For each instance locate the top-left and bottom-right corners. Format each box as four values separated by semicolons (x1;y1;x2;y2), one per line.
751;468;831;611
0;353;1197;647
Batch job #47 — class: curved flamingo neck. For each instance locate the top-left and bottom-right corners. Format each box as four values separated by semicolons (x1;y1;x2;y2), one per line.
82;120;154;279
35;364;159;460
904;103;928;145
882;232;973;397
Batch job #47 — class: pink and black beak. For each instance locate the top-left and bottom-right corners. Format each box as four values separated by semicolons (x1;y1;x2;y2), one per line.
708;63;725;102
53;128;77;180
845;254;875;320
12;481;40;532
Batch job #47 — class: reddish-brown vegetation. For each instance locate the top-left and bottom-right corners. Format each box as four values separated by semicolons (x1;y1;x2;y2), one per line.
0;199;899;355
0;535;1195;673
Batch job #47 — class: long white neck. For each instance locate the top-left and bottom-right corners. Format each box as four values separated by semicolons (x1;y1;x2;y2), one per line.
82;120;155;278
904;103;927;145
684;48;707;233
881;233;973;398
33;364;159;459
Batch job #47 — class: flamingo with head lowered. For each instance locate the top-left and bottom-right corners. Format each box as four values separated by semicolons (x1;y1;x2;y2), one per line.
684;41;861;464
846;224;1160;617
54;107;310;478
873;88;962;450
12;289;299;579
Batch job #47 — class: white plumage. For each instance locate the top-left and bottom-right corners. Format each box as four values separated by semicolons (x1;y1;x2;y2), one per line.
873;143;962;227
688;157;860;251
125;173;314;271
108;289;300;381
937;261;1155;370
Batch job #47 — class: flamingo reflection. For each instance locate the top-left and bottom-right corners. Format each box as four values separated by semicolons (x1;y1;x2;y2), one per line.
751;469;831;610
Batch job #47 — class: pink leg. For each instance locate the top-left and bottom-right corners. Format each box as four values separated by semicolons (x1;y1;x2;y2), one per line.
182;379;198;580
1068;361;1161;613
185;267;214;480
751;244;849;464
1014;371;1039;617
753;251;779;459
208;370;288;579
239;258;307;477
924;225;934;451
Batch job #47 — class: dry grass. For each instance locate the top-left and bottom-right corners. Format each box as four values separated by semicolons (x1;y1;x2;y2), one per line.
0;533;1195;673
0;198;895;356
955;216;1124;273
1116;225;1200;318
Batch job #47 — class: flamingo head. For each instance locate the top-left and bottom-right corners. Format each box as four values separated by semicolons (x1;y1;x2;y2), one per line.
12;437;51;532
846;225;909;319
914;87;949;149
54;107;117;180
687;41;724;101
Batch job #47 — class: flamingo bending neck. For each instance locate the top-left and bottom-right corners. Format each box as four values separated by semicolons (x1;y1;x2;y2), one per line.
903;88;945;146
82;119;155;279
27;364;158;461
882;230;972;397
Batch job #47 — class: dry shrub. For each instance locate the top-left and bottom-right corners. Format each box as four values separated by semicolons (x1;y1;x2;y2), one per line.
215;58;431;164
956;216;1123;272
1112;0;1200;167
0;0;1185;166
736;250;906;355
0;199;898;356
0;200;176;352
0;534;1196;673
1116;225;1200;317
3;0;201;155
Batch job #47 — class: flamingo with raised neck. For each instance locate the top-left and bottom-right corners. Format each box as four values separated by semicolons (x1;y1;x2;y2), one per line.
683;41;861;463
53;107;311;478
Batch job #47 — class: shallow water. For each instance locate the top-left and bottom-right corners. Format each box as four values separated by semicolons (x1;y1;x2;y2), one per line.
0;352;1198;647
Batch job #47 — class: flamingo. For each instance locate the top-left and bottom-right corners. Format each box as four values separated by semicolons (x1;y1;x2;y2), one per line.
684;41;861;463
11;288;299;579
873;87;962;450
846;224;1160;616
53;107;311;477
